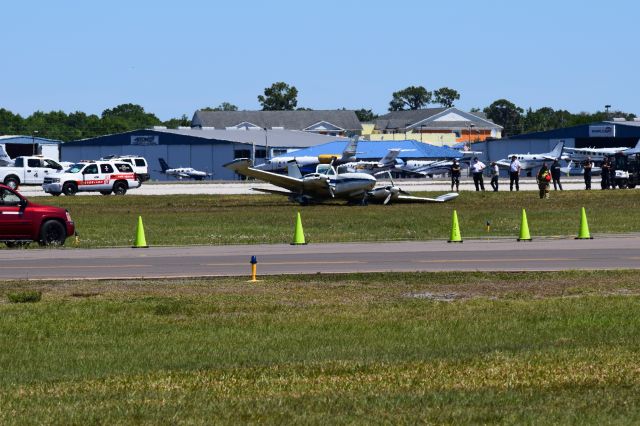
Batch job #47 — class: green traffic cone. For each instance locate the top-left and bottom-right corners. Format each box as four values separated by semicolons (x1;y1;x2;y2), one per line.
132;216;149;248
291;212;307;245
517;208;532;241
447;210;463;243
576;207;593;239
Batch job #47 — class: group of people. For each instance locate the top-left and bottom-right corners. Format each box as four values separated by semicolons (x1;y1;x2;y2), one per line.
453;155;605;198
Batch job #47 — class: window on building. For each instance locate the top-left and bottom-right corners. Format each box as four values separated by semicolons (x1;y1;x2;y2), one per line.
234;149;251;159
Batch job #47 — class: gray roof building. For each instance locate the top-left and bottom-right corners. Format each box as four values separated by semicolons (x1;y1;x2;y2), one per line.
191;110;362;135
375;107;502;132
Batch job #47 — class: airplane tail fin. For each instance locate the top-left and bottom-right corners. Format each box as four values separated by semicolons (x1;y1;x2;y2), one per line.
342;135;359;160
158;158;170;173
287;160;303;179
0;144;13;166
379;148;401;166
548;141;565;159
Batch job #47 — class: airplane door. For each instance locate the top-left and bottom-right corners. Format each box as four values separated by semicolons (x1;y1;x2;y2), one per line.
0;188;31;238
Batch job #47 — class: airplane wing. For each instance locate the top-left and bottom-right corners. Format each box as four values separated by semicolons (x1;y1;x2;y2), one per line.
394;192;459;203
251;188;294;197
224;158;304;192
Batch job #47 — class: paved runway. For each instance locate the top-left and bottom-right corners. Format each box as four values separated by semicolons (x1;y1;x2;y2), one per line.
2;236;639;280
17;177;591;197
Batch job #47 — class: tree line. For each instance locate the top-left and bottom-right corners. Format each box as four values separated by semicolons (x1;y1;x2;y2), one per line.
0;82;635;141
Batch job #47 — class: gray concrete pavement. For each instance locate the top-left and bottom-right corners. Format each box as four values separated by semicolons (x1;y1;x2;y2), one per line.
1;236;639;280
17;177;593;197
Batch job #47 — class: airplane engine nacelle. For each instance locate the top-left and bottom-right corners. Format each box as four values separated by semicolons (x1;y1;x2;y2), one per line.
317;155;339;164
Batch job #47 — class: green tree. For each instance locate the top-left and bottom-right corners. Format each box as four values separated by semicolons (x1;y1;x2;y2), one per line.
0;108;25;135
258;82;298;110
354;109;378;122
433;87;460;108
388;86;431;111
163;114;191;129
483;99;524;136
201;102;238;111
101;103;161;129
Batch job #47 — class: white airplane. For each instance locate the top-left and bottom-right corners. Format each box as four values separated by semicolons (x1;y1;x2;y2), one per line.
560;160;602;176
224;158;458;205
255;136;359;173
563;139;640;163
495;141;565;171
158;158;210;180
400;150;479;177
0;144;14;166
336;148;402;175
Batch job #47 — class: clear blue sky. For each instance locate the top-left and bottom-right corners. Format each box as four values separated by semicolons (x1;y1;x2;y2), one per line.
1;0;637;120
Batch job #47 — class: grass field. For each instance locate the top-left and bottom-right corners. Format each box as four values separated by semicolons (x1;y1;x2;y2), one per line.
1;271;639;424
21;189;640;248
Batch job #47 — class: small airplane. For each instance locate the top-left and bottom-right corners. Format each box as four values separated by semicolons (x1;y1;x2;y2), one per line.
563;139;640;163
560;160;602;176
158;158;210;180
495;141;565;171
224;158;458;205
0;144;14;166
400;150;479;177
336;148;402;175
255;136;360;173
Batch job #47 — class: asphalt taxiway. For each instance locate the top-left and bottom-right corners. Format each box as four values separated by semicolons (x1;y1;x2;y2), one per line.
2;236;639;280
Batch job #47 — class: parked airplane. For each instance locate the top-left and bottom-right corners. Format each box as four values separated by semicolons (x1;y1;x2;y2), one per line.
0;145;14;166
224;158;458;205
255;136;359;173
400;151;479;177
495;141;565;171
560;160;602;176
563;139;640;163
336;148;402;175
158;158;210;180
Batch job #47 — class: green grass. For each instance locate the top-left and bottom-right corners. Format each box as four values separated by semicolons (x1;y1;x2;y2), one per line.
21;189;640;248
0;271;640;423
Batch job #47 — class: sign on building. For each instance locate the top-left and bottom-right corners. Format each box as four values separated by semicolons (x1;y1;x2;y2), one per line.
130;135;159;145
588;125;615;138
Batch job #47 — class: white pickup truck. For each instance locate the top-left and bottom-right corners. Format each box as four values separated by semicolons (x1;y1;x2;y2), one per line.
0;156;68;190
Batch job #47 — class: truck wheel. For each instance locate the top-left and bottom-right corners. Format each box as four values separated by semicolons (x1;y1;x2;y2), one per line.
100;191;112;196
39;220;66;246
628;183;636;189
50;192;62;196
62;182;78;196
4;176;19;190
113;181;127;195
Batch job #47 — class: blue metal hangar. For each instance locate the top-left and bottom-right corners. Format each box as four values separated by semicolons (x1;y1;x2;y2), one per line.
474;119;640;165
61;128;347;181
268;140;463;166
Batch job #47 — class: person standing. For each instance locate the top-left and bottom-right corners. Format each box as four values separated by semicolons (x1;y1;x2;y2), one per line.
609;156;617;189
509;155;521;191
536;163;551;199
583;156;593;190
471;157;486;191
550;159;563;190
450;159;461;192
601;158;611;189
490;161;499;192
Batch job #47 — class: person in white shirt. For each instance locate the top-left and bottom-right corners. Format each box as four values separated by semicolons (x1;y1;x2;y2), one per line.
509;155;521;191
471;157;486;191
490;162;499;191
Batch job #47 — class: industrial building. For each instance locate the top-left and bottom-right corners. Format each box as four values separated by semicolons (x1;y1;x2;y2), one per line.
61;128;347;181
473;119;640;167
191;110;362;136
0;135;63;161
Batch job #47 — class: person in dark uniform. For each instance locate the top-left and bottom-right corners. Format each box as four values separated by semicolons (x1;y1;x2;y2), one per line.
550;159;562;190
601;158;611;189
609;156;617;189
450;159;461;192
583;156;593;190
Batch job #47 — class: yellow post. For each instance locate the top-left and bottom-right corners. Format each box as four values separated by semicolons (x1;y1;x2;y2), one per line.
248;256;261;282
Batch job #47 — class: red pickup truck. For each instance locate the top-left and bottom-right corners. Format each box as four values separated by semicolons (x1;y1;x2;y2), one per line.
0;184;75;247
